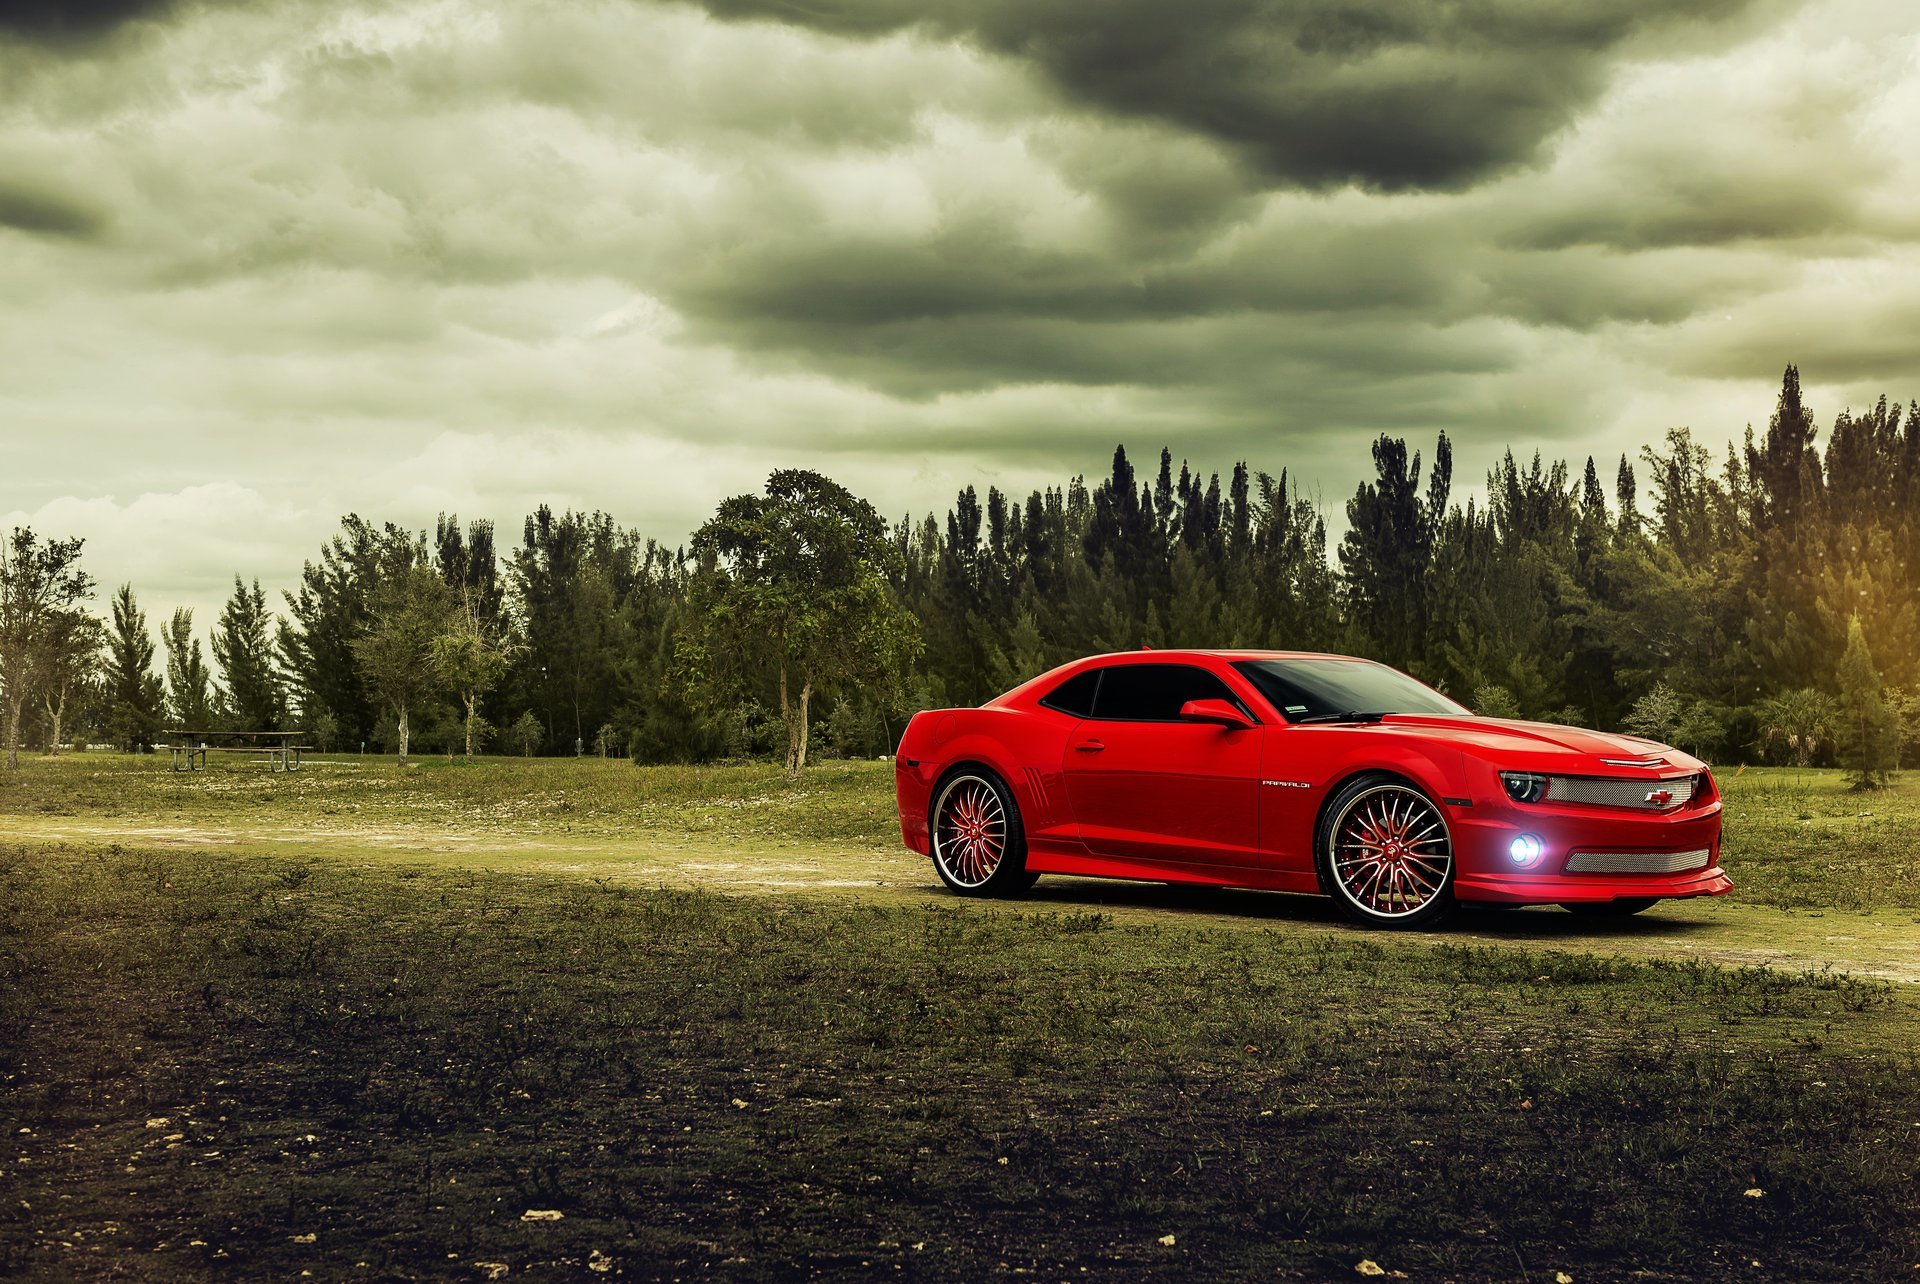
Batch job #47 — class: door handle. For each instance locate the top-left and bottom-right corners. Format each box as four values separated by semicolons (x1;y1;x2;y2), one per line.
1074;740;1105;752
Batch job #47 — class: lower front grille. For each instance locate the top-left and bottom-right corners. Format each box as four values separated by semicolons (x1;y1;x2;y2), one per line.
1564;849;1712;875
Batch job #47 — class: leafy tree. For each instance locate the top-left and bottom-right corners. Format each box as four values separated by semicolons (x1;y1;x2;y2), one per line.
0;528;94;770
102;585;165;752
162;608;216;731
508;709;543;757
353;564;452;766
1623;682;1684;745
1673;700;1729;761
1835;615;1899;789
213;578;284;729
683;470;919;774
40;608;104;753
429;597;514;763
1757;688;1839;768
1472;684;1521;719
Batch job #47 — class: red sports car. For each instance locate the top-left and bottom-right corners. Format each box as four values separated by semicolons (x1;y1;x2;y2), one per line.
893;650;1730;928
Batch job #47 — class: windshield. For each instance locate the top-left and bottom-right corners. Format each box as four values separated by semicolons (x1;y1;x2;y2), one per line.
1231;658;1468;722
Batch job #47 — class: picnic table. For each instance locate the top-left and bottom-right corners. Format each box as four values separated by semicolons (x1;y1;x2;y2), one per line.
166;730;309;773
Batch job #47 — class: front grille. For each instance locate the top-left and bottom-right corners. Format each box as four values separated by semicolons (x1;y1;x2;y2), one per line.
1564;849;1712;874
1548;774;1696;810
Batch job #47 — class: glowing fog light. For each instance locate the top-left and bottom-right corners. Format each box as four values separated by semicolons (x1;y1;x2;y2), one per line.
1509;833;1545;868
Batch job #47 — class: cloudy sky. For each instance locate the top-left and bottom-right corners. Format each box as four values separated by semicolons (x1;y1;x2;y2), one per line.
4;0;1919;630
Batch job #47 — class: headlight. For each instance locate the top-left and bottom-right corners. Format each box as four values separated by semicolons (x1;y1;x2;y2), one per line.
1501;772;1549;804
1509;833;1545;867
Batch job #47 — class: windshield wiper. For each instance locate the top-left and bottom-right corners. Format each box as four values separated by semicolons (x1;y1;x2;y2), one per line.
1292;710;1390;725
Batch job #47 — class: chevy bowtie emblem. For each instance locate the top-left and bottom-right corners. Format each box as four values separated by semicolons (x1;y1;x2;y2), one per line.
1645;788;1675;807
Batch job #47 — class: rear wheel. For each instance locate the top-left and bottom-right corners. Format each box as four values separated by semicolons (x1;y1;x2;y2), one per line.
929;769;1034;898
1561;898;1658;917
1317;774;1456;929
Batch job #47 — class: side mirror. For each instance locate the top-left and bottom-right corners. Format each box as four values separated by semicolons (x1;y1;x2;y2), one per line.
1179;698;1253;730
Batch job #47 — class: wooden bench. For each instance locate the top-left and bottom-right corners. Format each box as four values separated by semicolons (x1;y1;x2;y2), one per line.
165;731;309;773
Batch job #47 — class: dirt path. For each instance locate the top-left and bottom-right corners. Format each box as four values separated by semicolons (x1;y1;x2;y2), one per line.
5;813;1918;984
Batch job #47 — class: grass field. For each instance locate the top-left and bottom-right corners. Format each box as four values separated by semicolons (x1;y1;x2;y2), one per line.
3;754;1920;1280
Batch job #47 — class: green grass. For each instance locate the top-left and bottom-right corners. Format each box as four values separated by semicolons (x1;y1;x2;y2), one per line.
1714;766;1920;910
5;752;1920;909
3;754;1920;1279
0;752;896;847
3;846;1916;1281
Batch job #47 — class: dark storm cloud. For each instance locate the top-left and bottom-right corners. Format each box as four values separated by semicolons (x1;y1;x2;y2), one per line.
0;0;175;39
4;0;1918;632
0;171;107;237
687;0;1792;191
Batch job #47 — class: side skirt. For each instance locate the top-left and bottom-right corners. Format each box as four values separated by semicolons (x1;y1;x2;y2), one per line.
1025;842;1321;895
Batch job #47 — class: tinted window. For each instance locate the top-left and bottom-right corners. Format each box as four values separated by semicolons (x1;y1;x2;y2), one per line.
1232;658;1467;721
1093;664;1243;722
1040;669;1102;717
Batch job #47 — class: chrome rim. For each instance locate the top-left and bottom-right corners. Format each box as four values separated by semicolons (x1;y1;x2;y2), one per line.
933;775;1006;888
1329;784;1453;919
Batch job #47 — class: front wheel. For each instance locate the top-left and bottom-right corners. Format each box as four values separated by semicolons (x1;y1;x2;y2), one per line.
929;769;1034;898
1561;898;1658;917
1317;774;1457;929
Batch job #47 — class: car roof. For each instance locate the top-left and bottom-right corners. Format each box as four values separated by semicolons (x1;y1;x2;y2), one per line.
1072;649;1368;663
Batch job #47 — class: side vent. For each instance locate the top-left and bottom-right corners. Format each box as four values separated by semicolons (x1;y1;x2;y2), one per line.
1023;767;1052;826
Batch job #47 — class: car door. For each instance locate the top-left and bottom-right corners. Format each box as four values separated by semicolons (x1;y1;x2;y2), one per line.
1061;663;1264;866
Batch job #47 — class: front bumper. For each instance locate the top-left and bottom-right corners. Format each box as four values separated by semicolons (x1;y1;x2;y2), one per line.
1449;774;1729;905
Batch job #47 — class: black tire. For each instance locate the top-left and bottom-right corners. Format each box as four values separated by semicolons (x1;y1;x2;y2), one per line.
1561;898;1659;917
929;767;1035;898
1316;772;1457;930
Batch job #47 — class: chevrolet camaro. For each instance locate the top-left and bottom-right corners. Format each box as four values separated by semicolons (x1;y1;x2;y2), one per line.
893;650;1730;928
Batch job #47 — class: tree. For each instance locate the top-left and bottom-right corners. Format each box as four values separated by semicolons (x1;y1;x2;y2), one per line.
1757;688;1839;768
1472;684;1521;719
213;578;284;729
1673;700;1729;761
510;507;635;749
162;608;216;731
40;608;104;753
1623;682;1684;744
1341;434;1449;675
280;517;423;744
1835;615;1899;789
684;470;920;774
508;710;543;757
0;528;94;770
429;597;513;763
102;584;165;752
353;564;452;765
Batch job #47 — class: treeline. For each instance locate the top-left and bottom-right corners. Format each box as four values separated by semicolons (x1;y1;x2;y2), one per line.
1;367;1914;780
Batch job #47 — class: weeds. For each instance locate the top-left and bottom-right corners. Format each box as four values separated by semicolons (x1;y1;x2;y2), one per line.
2;846;1917;1281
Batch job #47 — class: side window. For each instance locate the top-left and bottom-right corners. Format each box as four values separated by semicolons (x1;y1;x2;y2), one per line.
1092;664;1246;722
1040;669;1102;717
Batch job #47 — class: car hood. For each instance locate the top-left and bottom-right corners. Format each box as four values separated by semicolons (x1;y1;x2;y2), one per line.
1370;714;1703;771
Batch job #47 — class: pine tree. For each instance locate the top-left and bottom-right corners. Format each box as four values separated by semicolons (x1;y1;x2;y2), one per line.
102;585;164;752
1341;435;1447;675
1835;615;1899;789
213;577;284;729
163;608;216;731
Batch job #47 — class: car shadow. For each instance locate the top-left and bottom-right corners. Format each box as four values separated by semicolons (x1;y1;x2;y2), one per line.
1014;876;1717;942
